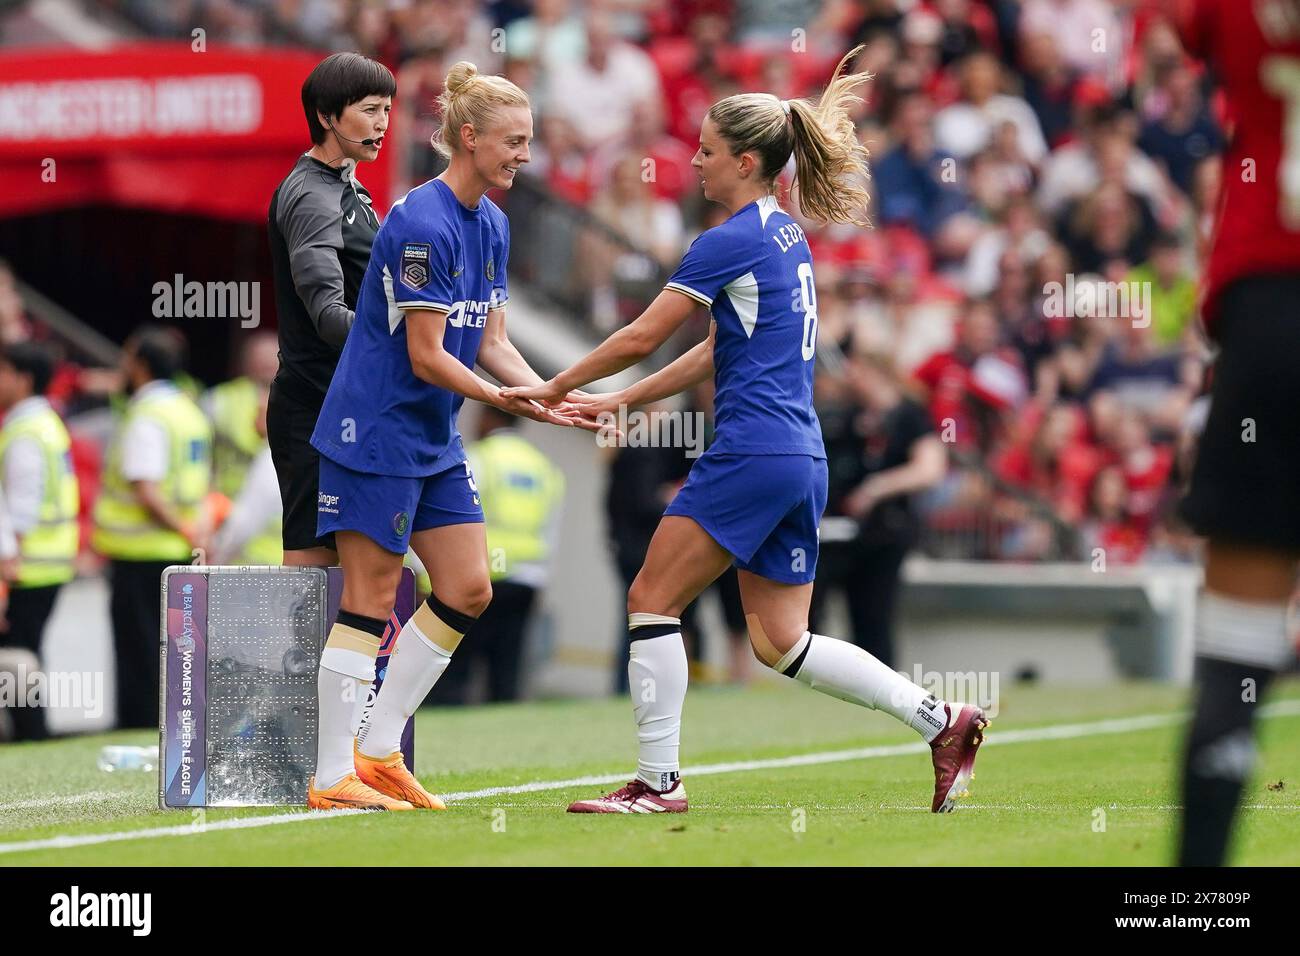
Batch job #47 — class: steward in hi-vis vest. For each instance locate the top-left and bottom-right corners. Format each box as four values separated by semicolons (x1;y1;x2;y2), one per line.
202;332;279;501
0;342;80;741
93;327;211;729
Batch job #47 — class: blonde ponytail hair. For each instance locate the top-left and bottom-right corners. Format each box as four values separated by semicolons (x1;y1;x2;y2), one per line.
707;46;871;226
433;60;530;158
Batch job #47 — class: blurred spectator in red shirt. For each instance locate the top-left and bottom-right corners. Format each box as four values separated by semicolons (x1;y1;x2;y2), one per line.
656;11;737;145
1080;463;1149;563
592;100;698;203
994;401;1101;523
1104;408;1173;528
913;298;1027;451
530;114;597;205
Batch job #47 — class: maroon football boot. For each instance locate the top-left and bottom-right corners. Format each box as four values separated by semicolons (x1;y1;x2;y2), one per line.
567;778;688;814
929;703;989;812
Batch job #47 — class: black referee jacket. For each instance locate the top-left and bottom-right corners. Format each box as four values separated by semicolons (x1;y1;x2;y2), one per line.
268;154;380;404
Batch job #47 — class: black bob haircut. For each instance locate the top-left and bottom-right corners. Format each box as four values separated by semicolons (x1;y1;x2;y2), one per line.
1;341;57;396
302;52;396;146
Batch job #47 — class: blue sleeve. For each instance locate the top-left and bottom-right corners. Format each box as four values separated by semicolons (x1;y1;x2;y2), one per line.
388;208;456;312
491;211;509;309
665;225;744;307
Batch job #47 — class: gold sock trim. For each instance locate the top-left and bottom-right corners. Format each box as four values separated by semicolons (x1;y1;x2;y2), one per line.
326;622;383;658
412;601;465;653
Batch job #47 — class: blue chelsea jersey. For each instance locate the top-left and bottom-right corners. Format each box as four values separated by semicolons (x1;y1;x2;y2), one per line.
312;178;509;477
665;195;826;459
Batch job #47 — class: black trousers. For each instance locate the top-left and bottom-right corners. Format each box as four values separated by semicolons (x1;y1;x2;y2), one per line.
428;580;538;705
108;559;170;729
809;539;910;668
0;584;61;739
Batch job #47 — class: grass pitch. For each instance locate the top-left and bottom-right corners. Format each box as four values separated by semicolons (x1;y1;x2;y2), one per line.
1;680;1298;866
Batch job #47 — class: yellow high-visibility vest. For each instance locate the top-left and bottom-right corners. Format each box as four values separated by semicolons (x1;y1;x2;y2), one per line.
93;384;212;562
0;401;79;587
467;432;564;583
207;377;262;499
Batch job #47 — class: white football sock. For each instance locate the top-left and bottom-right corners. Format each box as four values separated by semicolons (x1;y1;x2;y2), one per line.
1195;591;1293;669
314;619;382;790
628;615;689;791
315;668;371;790
359;615;454;759
781;632;949;742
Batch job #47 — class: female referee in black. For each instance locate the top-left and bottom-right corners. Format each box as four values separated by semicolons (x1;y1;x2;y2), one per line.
267;52;395;566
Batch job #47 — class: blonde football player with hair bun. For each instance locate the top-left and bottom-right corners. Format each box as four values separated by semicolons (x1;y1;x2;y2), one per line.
306;62;597;811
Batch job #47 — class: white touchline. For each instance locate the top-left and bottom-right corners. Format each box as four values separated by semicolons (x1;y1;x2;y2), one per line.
1;700;1298;857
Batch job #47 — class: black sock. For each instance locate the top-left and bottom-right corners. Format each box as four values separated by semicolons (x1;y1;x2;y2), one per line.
335;608;387;638
1178;656;1276;866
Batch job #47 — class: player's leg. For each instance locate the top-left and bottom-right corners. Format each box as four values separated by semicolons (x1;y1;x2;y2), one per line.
736;456;986;812
308;458;418;810
354;461;491;807
1179;540;1296;865
735;570;983;812
308;528;412;809
355;522;490;783
1176;276;1300;864
567;514;734;813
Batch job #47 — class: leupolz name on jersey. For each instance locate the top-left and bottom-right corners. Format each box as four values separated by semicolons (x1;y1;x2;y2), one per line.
771;221;808;254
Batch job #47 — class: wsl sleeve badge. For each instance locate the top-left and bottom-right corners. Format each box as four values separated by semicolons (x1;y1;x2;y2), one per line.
400;242;431;291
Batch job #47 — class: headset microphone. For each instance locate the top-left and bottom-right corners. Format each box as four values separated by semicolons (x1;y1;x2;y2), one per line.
328;122;380;147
